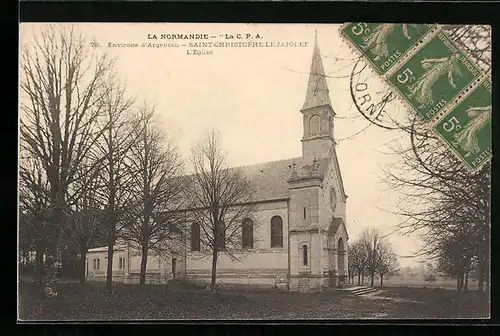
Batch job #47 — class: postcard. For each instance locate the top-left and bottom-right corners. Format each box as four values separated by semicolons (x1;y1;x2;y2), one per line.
18;22;491;320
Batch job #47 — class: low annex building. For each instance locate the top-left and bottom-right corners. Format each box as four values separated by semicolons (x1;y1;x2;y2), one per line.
86;34;349;291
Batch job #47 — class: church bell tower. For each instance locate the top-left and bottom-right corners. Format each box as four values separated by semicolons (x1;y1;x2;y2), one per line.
301;31;335;161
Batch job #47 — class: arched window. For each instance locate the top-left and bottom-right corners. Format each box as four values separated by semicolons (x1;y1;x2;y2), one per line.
242;218;254;249
309;115;321;136
191;223;200;252
302;245;308;266
270;216;283;248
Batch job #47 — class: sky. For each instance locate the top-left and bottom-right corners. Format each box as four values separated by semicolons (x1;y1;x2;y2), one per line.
20;23;424;266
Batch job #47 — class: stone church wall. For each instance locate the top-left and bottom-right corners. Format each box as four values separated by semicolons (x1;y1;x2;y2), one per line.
185;200;290;288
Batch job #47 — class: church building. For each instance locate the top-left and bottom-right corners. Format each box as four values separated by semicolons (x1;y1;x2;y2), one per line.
86;35;349;291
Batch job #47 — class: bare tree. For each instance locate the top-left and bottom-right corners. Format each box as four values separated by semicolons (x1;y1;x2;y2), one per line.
435;226;476;292
125;109;185;285
19;156;51;285
348;240;367;285
376;240;399;287
185;130;257;292
359;229;383;287
353;228;399;287
93;83;138;293
382;115;490;293
61;161;104;284
19;24;116;296
370;25;491;294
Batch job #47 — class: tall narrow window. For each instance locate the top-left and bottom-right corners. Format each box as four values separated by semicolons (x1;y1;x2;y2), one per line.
93;259;96;270
302;245;308;266
119;257;125;270
303;207;307;219
271;216;283;248
97;259;100;270
191;223;201;252
242;218;254;249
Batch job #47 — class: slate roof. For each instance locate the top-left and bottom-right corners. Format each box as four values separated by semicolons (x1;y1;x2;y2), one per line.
238;156;330;202
302;31;332;111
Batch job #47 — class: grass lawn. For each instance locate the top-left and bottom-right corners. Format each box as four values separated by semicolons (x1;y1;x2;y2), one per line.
18;281;489;321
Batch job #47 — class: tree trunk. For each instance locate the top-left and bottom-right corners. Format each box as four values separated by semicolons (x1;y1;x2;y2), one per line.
140;245;149;285
478;263;484;293
457;273;464;292
357;272;361;286
35;240;45;285
370;272;375;287
106;150;117;291
106;238;115;292
80;251;87;285
210;248;218;292
464;271;469;291
380;274;383;287
43;205;63;298
361;273;364;285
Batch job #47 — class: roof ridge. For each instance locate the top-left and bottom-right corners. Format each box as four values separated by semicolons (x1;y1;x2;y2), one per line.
233;156;303;169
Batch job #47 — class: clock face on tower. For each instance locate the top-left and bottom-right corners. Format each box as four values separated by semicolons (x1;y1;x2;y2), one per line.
330;187;337;211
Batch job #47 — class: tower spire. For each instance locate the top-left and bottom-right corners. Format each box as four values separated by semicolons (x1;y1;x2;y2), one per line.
301;32;332;111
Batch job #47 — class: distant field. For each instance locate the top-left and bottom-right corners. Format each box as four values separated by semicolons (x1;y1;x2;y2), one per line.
354;277;480;290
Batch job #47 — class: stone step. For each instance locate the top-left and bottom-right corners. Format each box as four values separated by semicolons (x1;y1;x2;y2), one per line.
343;285;371;292
351;287;377;293
350;287;379;295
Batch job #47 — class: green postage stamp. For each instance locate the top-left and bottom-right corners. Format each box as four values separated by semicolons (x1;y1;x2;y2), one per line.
388;30;483;122
433;78;492;171
341;23;436;75
341;23;490;172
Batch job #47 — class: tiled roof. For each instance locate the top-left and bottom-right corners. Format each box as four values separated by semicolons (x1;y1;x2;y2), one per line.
167;156;330;211
238;156;329;202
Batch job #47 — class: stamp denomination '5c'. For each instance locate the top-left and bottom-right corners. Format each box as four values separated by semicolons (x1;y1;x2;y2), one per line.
433;78;492;171
341;23;435;75
388;31;483;123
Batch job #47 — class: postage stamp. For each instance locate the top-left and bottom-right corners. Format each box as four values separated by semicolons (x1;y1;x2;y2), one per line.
433;78;492;171
387;30;483;123
341;23;435;76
